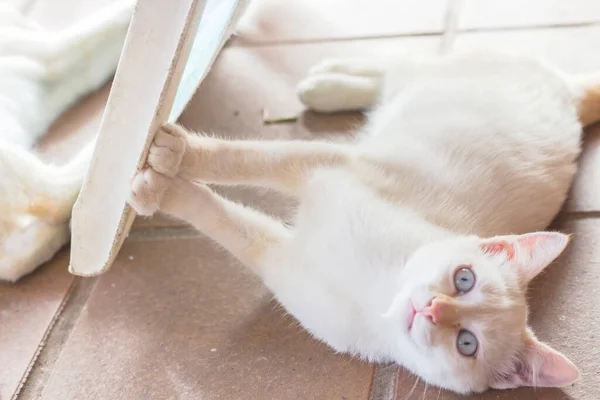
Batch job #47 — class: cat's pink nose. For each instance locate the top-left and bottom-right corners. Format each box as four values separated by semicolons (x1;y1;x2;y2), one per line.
419;295;460;327
421;298;441;324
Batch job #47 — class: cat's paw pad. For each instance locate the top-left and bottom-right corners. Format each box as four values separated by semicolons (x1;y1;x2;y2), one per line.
129;168;172;216
147;123;188;178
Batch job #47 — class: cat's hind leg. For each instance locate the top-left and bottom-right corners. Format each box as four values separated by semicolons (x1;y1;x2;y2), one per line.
297;58;386;113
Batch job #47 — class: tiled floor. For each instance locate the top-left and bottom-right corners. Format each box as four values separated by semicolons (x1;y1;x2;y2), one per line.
1;0;599;399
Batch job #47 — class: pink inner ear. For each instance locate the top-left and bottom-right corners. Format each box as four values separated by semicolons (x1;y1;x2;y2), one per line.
516;233;561;256
481;232;569;284
491;334;580;389
481;240;515;260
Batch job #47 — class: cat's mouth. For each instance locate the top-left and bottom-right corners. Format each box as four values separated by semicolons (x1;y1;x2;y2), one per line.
407;301;417;330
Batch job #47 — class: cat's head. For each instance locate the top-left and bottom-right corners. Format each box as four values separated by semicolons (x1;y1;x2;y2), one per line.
384;231;579;394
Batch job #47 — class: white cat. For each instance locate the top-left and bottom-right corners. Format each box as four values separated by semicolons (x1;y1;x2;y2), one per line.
127;50;598;393
0;1;133;282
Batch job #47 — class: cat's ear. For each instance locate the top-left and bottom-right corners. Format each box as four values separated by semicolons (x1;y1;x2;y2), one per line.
490;330;580;389
480;232;569;284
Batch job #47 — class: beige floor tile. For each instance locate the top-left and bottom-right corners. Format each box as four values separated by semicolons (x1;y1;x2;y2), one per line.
454;26;600;213
394;216;600;399
0;250;74;400
460;0;600;30
235;0;448;44
39;238;374;399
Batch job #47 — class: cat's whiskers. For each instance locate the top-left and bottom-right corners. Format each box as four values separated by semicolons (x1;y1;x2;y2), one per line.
404;373;421;400
419;382;429;400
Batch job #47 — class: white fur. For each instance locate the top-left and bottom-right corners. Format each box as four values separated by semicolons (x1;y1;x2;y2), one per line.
0;1;134;282
129;50;588;393
286;52;581;392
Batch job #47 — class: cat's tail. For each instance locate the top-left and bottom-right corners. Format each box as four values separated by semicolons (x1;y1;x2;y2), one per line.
40;0;135;128
569;73;600;126
28;141;96;223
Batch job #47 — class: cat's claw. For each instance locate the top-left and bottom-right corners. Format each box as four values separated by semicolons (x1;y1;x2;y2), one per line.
128;123;188;216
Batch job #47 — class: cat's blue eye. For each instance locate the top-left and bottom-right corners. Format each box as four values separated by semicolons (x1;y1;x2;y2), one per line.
454;267;475;293
457;329;478;357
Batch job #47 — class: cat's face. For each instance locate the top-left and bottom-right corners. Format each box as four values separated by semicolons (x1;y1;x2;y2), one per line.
384;232;580;394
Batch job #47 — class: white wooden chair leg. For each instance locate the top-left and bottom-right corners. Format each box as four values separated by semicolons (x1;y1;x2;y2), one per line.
69;0;248;276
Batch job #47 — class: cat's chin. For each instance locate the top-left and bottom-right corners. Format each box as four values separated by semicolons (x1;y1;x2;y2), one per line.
408;314;432;348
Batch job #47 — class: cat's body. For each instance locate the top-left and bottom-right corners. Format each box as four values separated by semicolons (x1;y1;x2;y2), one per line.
129;51;598;393
0;1;133;281
271;53;583;386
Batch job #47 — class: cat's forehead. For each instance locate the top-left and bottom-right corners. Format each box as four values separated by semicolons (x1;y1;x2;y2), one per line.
417;236;483;261
411;238;501;279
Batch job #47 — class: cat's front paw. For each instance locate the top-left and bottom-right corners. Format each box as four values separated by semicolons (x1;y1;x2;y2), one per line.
129;168;172;216
128;124;188;216
147;123;188;177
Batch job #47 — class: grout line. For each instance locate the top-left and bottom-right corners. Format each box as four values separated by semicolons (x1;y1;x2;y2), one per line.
459;19;600;34
230;31;444;47
440;0;463;55
127;226;201;241
229;20;600;49
369;364;400;400
13;277;99;400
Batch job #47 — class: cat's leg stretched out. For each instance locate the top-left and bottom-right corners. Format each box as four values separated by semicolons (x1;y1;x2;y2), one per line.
129;124;353;270
133;176;289;271
146;124;353;196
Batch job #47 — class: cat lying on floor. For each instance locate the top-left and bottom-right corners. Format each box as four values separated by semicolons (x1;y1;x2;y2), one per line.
0;1;133;282
127;50;598;393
